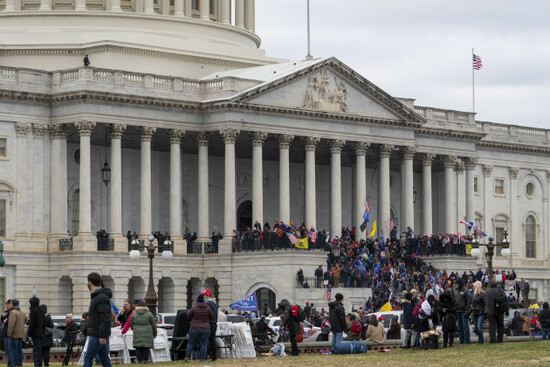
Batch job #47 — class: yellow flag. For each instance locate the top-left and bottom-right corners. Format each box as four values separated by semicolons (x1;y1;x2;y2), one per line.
369;220;377;237
296;237;309;249
465;243;472;255
379;301;392;312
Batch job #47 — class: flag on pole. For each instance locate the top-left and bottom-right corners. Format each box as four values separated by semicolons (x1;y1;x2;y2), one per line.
111;301;119;316
363;197;370;223
353;257;367;277
389;216;395;234
368;220;377;237
286;232;299;245
460;221;474;231
230;294;259;311
324;287;331;301
373;259;381;274
379;301;392;312
473;54;483;70
296;237;309;249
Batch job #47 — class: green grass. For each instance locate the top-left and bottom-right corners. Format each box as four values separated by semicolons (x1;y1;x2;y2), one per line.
89;341;550;366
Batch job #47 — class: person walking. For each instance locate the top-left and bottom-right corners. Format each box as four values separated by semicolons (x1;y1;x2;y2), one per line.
40;305;54;367
469;281;488;344
202;289;218;362
27;296;45;367
454;278;471;344
184;294;213;362
328;293;346;352
6;299;25;367
486;279;508;343
83;272;113;367
130;301;157;364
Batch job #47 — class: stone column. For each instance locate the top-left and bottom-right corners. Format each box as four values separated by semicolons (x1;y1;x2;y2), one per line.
456;159;465;228
75;0;87;11
465;157;478;235
510;167;520;263
39;0;52;11
4;0;15;12
402;147;415;232
109;124;127;251
220;129;239;244
244;0;254;31
235;0;244;27
184;0;191;16
32;124;47;236
278;135;293;224
442;155;457;234
354;142;369;241
75;121;95;237
139;127;156;237
421;153;435;235
110;0;122;12
250;132;267;227
197;133;209;239
304;137;320;229
144;0;154;14
49;125;68;238
378;144;393;237
170;130;185;240
482;164;493;239
330;139;345;238
15;123;30;239
220;0;230;24
174;0;184;16
199;0;209;19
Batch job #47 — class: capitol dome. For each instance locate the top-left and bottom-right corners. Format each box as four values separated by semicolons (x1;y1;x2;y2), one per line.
0;0;282;77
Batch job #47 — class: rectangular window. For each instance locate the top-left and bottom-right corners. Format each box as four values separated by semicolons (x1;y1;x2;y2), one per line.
192;0;198;10
0;199;5;238
494;178;505;196
495;227;504;256
0;138;6;158
474;176;479;194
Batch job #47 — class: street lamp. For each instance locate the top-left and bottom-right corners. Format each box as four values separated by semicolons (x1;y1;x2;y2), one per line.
470;230;511;281
128;234;172;316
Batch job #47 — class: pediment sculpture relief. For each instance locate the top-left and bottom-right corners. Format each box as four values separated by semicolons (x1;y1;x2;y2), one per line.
303;70;349;113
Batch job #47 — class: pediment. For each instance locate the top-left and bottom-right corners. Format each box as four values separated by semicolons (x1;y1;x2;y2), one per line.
233;58;424;125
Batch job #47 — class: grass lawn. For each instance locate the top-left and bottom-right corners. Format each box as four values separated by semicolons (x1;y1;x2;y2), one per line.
96;341;550;367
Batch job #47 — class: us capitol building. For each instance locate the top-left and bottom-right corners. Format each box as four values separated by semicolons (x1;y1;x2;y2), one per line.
0;0;549;314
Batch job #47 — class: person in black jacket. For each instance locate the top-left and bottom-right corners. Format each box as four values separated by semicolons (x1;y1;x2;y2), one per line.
28;295;45;367
469;281;488;344
539;302;550;340
202;289;218;362
454;278;471;344
83;272;113;367
40;305;54;367
400;292;415;348
437;289;458;347
486;280;508;343
278;299;301;356
328;293;346;352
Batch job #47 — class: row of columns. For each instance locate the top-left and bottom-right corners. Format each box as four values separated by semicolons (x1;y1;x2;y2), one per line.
3;0;255;32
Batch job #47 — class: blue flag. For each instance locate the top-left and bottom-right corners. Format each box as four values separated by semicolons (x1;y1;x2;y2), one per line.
111;301;119;316
230;294;259;312
374;260;381;274
363;197;370;223
380;231;385;249
353;257;367;277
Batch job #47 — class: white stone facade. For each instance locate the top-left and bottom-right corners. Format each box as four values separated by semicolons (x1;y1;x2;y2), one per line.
0;3;550;314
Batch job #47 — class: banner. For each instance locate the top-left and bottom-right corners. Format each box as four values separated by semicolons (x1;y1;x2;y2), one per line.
369;221;377;237
230;294;258;312
379;301;392;312
296;237;309;249
505;280;515;292
465;243;471;255
353;257;367;276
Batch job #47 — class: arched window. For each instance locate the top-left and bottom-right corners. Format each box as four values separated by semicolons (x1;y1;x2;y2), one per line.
525;215;536;258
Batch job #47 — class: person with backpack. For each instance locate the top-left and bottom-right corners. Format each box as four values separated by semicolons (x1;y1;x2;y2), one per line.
539;302;550;340
278;299;302;356
346;314;362;341
437;289;458;348
486;279;508;343
328;293;346;353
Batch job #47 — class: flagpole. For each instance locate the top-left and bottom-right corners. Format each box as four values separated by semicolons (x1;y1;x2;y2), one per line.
305;0;313;60
472;48;475;113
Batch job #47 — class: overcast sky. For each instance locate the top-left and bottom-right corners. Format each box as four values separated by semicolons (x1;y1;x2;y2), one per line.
255;1;550;129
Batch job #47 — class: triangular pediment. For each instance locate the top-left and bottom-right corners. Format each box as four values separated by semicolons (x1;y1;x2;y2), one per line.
231;58;424;125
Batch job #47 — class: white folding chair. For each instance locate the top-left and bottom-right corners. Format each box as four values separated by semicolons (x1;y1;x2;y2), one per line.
150;327;171;362
109;328;129;364
123;330;137;364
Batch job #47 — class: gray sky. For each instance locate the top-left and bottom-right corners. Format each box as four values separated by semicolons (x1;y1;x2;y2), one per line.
256;1;550;129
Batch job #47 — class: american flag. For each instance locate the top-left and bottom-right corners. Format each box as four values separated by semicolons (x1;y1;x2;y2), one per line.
473;54;483;70
286;232;298;245
389;216;395;233
363;197;370;222
324;287;331;301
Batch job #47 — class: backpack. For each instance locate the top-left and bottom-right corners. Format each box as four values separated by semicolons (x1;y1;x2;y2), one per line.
495;291;509;314
412;300;423;318
350;321;361;335
291;305;298;317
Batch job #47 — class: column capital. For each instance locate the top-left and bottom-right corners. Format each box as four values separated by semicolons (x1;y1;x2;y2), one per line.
420;153;436;166
139;126;157;142
378;144;394;158
197;132;210;147
483;164;493;177
465;157;479;170
278;134;294;149
220;128;240;144
170;129;186;144
108;123;127;139
32;124;47;138
49;124;68;139
401;146;416;160
329;139;346;154
75;121;96;136
509;167;519;179
455;159;465;173
442;155;457;168
16;122;30;137
249;131;267;147
304;137;320;151
355;141;370;156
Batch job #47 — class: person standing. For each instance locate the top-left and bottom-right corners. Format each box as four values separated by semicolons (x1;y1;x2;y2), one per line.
27;296;45;367
117;299;134;327
185;295;213;362
2;300;13;367
486;279;508;343
454;278;471;344
539;302;550;340
278;299;302;356
7;299;25;367
328;293;346;352
469;281;488;344
130;301;157;364
83;272;113;367
40;305;54;367
400;292;415;348
202;289;218;362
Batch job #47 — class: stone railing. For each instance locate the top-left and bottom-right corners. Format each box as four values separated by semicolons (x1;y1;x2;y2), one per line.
97;238;114;251
186;241;217;254
158;240;174;253
59;238;73;251
414;106;476;125
476;121;550;143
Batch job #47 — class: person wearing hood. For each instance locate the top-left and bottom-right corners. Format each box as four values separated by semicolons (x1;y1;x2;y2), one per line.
184;294;213;362
7;299;25;367
39;305;54;367
539;302;550;340
416;294;436;333
365;314;385;344
454;277;471;344
328;293;346;352
469;280;488;344
278;299;301;356
83;272;113;367
437;289;458;348
486;279;508;343
130;301;157;363
28;295;46;367
400;292;415;348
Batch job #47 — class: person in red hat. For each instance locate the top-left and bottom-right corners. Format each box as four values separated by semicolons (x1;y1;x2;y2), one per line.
201;289;218;361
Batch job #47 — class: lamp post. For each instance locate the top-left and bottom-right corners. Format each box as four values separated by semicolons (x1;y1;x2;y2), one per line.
129;234;172;316
470;230;511;281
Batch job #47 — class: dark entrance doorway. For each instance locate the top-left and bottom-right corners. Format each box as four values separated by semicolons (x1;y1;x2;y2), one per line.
237;200;252;231
256;287;276;316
